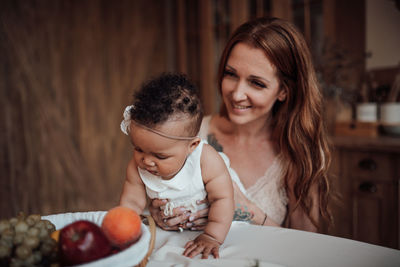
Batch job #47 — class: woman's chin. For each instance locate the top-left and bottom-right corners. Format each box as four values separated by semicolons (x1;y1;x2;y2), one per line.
227;112;251;125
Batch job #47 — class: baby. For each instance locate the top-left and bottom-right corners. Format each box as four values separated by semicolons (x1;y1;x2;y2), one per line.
119;73;234;259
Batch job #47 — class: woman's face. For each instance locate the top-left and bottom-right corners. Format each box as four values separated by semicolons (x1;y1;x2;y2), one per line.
221;42;286;125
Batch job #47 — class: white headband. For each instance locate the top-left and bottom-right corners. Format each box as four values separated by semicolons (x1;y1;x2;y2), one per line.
120;105;198;141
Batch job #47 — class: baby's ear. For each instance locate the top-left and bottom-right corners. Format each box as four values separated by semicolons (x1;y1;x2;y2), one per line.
188;137;201;153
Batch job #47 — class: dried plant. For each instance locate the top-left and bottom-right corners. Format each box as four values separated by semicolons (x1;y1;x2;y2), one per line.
316;38;368;105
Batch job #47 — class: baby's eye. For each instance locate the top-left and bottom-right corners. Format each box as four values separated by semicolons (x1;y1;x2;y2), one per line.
155;154;168;160
250;79;266;89
134;147;143;153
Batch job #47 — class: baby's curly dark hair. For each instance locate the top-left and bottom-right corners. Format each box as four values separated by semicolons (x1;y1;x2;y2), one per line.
130;72;203;136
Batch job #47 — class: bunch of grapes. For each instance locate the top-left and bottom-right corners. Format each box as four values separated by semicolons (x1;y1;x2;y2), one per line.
0;212;60;267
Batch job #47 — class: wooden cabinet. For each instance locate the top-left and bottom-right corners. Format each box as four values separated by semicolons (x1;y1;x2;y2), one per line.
328;136;400;249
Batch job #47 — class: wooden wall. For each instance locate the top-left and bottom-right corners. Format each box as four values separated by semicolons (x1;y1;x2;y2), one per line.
0;0;371;220
0;0;168;218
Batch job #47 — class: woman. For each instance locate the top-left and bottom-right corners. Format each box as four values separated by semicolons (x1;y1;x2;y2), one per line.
150;17;332;232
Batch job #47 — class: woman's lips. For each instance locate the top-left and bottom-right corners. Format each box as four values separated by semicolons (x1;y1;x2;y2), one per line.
232;104;250;109
230;102;251;113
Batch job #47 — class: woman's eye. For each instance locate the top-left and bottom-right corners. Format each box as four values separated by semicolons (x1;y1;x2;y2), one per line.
251;80;266;89
223;70;236;77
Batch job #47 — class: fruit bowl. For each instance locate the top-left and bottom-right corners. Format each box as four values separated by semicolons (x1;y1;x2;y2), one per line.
43;211;152;267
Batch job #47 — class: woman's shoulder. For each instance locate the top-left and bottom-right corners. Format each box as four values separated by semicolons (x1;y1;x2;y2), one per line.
199;114;232;137
198;115;213;139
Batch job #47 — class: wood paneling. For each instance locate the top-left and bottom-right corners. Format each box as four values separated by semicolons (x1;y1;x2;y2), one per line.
271;0;293;21
0;0;167;218
199;0;217;115
230;0;250;31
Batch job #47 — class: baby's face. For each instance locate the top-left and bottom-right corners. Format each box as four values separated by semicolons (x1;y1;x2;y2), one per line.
129;120;197;180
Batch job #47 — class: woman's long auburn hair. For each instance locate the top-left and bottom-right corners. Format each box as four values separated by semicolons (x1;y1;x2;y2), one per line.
217;17;332;230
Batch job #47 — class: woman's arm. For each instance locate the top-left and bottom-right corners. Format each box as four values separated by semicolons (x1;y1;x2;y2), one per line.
287;179;319;232
232;181;281;227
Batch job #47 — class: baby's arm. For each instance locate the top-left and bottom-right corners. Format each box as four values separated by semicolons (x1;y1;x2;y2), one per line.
119;158;147;215
183;144;234;258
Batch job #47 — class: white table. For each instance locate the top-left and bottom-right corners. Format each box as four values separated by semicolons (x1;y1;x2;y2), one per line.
147;221;400;267
44;212;400;267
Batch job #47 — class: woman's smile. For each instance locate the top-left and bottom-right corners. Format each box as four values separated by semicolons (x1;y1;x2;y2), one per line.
232;104;251;109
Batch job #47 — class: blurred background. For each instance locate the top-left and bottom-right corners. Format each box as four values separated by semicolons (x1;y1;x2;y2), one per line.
1;0;399;249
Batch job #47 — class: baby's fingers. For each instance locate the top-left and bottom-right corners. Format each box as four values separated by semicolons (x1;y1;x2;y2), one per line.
201;246;212;259
184;240;194;249
183;243;203;258
183;243;197;257
211;246;220;259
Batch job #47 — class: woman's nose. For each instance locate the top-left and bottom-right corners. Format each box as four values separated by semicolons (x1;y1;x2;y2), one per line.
231;81;247;101
142;156;155;167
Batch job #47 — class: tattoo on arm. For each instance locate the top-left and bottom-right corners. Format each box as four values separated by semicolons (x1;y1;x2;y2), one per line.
207;134;223;152
233;204;254;222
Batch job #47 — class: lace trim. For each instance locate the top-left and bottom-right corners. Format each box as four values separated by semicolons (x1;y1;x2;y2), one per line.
246;155;288;225
162;193;208;216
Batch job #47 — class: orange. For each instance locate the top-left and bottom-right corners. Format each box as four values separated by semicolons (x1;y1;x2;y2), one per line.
51;230;60;242
101;206;142;248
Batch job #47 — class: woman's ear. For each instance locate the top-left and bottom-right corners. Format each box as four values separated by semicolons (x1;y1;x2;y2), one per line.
277;88;287;102
188;137;201;153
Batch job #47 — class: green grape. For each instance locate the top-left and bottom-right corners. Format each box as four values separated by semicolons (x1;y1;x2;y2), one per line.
0;220;11;233
0;236;13;248
1;228;15;244
34;220;45;229
40;238;56;256
38;227;49;240
2;212;59;266
32;250;42;264
14;221;29;234
15;245;32;260
27;227;40;237
13;233;25;245
10;257;24;267
9;217;18;226
43;220;56;233
26;214;41;227
0;244;11;258
23;236;40;250
24;253;38;265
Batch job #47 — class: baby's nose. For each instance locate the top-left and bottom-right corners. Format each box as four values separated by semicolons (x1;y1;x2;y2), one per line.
142;157;155;167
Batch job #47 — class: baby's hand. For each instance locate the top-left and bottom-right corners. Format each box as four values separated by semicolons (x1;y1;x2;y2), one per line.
183;233;221;259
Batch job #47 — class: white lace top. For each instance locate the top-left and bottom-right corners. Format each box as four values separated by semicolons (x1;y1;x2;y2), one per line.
198;116;288;225
139;140;208;216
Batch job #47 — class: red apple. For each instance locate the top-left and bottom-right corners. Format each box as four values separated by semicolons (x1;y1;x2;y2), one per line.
59;220;112;265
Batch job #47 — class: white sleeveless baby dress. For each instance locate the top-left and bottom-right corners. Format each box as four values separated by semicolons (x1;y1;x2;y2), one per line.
198;116;288;225
139;140;208;217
